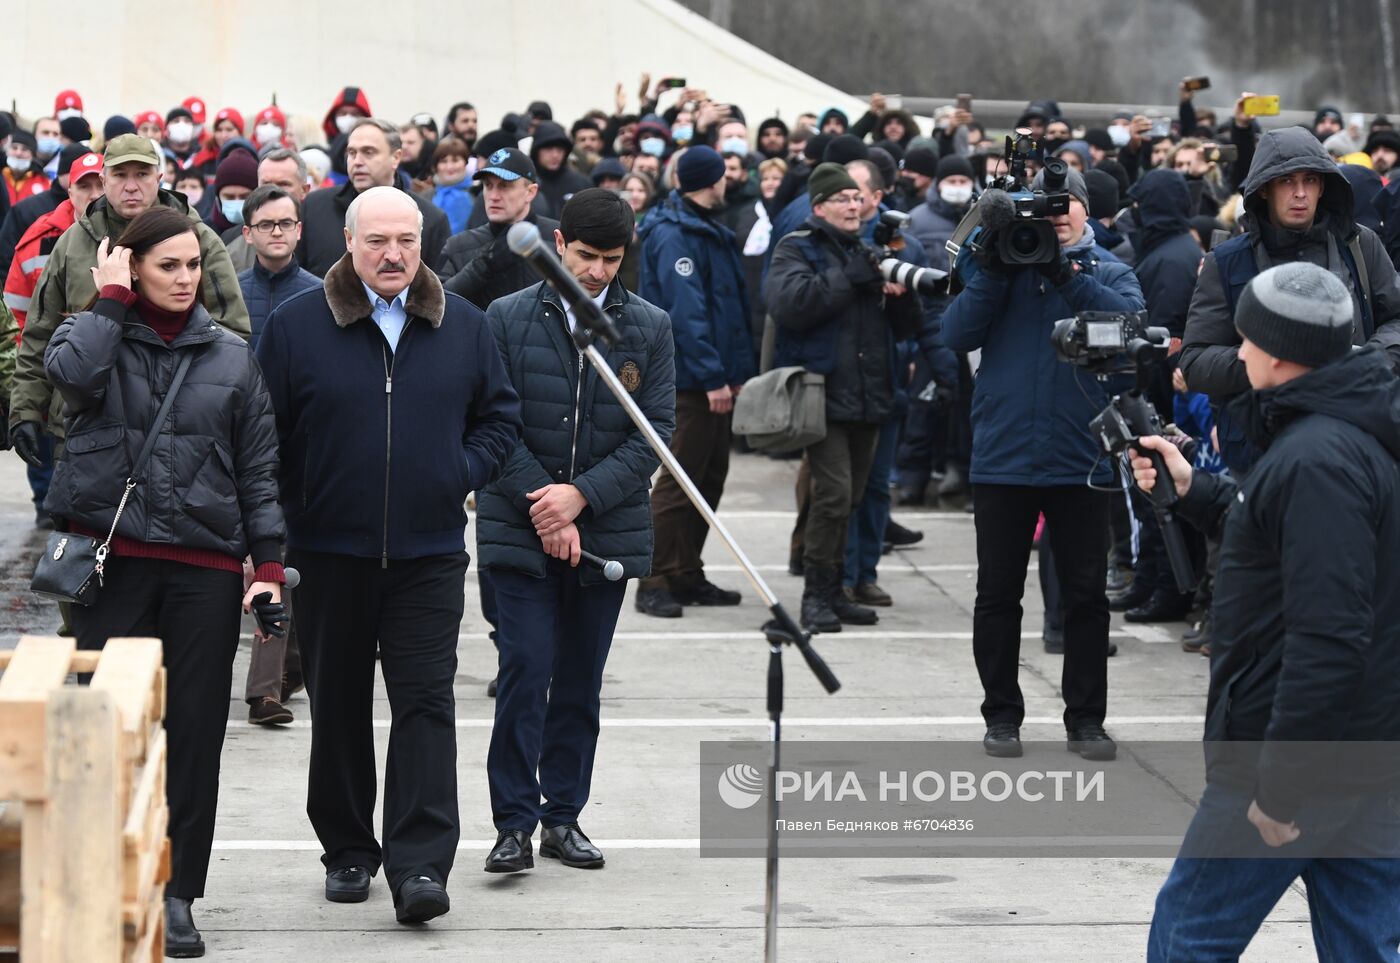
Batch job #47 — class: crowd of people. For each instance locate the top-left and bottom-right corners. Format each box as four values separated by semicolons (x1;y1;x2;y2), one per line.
2;73;1399;960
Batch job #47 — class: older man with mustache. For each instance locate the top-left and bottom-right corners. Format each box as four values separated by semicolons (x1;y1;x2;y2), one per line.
256;185;522;925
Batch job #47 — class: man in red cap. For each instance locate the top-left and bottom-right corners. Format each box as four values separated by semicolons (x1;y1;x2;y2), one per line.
252;106;288;151
183;96;208;141
190;107;247;181
133;111;165;140
53;89;83;121
322;86;372;141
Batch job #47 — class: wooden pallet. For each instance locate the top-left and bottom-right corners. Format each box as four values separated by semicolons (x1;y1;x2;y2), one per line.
0;637;169;963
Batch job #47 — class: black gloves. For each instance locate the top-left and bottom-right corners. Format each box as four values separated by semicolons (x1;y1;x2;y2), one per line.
843;247;884;292
1038;253;1078;288
12;422;43;467
251;592;290;639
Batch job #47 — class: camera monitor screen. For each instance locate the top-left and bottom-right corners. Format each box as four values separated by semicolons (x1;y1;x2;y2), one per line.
1085;322;1126;349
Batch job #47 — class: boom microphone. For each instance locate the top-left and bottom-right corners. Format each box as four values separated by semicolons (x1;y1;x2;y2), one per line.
579;550;624;581
977;188;1017;233
506;221;622;345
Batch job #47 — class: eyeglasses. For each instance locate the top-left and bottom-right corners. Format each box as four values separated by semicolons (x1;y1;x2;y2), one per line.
824;192;863;206
250;219;300;234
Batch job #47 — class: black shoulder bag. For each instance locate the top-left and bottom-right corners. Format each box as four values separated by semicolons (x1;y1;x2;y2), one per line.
31;353;194;605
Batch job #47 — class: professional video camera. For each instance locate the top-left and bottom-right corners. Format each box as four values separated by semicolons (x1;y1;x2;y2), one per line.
869;210;948;297
1052;311;1197;594
944;129;1072;291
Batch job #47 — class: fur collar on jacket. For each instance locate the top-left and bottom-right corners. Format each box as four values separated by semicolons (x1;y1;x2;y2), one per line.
324;254;446;329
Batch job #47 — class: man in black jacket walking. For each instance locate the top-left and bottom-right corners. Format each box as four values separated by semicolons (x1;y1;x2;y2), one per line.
256;186;521;925
477;189;675;874
1136;263;1400;961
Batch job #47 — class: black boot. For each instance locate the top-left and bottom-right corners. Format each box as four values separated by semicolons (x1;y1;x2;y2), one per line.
165;897;205;958
827;571;879;626
801;566;841;633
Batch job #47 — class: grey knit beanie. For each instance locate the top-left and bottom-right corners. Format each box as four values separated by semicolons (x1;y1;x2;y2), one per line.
1235;262;1354;368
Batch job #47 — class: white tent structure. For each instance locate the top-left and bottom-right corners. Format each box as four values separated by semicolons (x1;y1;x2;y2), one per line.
6;0;865;138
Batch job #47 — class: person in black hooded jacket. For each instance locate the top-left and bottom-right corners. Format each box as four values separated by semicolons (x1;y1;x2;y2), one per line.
1138;263;1400;961
1180;126;1400;476
530;121;591;220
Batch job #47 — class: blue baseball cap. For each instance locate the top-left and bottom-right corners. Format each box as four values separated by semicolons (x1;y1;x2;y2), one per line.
474;146;537;183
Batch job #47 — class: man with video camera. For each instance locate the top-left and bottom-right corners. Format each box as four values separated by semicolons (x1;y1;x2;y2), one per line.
942;165;1145;761
765;162;923;633
1134;262;1400;961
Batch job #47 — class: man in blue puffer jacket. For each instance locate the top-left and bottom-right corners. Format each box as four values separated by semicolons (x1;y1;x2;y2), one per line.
633;146;755;618
942;166;1145;763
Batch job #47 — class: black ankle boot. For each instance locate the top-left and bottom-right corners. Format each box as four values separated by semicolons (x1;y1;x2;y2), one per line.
826;569;878;625
801;566;841;633
165;896;205;958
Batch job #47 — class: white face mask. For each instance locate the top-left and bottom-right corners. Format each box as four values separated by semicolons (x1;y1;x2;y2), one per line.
255;123;283;146
7;156;31;174
57;108;82;121
335;114;359;135
721;136;748;157
639;137;666;158
939;183;973;206
167;121;194;145
1107;125;1131;149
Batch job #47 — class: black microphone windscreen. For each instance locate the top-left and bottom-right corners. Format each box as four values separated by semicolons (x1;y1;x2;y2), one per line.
506;220;542;256
978;189;1017;233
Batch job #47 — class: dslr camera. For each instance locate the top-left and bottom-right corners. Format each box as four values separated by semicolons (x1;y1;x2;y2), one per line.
868;210;948;297
944;130;1072;289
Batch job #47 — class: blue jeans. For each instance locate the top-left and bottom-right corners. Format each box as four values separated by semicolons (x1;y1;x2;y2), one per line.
1149;781;1400;962
844;414;901;588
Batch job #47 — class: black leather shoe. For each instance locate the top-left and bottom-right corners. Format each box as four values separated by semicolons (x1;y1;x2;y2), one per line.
675;578;741;606
800;568;841;634
1124;591;1194;624
325;865;371;903
165;897;204;958
1067;723;1117;761
540;822;606;868
484;829;533;873
884;519;924;547
829;588;878;625
394;874;449;924
487;675;498;697
634;586;683;618
1107;580;1153;613
983;723;1023;758
248;696;293;725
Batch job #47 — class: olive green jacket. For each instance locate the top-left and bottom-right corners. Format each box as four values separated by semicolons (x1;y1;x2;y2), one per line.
8;190;251;436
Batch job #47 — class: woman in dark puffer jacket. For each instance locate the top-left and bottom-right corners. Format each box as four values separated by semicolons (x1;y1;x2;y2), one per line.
43;205;284;959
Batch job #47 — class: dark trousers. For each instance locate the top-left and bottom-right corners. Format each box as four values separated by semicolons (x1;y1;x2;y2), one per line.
802;422;880;567
971;484;1110;729
71;557;243;900
641;390;730;594
487;562;626;833
244;587;301;703
289;548;469;891
1039;532;1063;636
844;413;900;586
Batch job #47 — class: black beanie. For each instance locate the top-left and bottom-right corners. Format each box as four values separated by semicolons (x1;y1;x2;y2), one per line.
822;134;869;165
1235;262;1354;368
1083;169;1121;220
808;162;859;204
935;154;974;184
1094;159;1132;199
1083;128;1114;152
903;147;940;178
103;114;137;140
758;117;788;137
804;132;832;162
59;116;92;143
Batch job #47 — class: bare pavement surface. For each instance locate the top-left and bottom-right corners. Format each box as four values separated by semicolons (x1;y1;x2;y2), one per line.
0;450;1313;961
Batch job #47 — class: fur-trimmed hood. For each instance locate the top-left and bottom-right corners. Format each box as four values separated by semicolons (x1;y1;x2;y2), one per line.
323;254;446;329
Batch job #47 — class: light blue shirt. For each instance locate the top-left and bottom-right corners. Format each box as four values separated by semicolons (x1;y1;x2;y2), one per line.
362;280;409;352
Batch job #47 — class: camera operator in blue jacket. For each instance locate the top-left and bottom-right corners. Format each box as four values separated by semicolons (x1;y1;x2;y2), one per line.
942;166;1145;762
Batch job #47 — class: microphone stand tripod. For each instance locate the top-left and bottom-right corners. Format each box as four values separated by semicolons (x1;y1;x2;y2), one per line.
519;255;841;963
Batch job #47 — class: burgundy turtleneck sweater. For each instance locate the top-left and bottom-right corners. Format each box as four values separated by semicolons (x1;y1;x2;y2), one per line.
74;285;285;584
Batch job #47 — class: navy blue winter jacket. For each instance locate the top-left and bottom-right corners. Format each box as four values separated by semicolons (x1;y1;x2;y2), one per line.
255;255;522;561
638;191;755;391
238;258;322;350
941;229;1146;485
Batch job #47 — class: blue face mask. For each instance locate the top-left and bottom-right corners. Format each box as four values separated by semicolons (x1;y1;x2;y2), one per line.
671;124;694;144
220;197;244;225
721;136;748;157
36;136;62;157
639;137;666;158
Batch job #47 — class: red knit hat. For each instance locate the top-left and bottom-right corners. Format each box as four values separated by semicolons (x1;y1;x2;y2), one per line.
213;107;245;135
132;110;165;133
54;89;83;115
182;96;208;127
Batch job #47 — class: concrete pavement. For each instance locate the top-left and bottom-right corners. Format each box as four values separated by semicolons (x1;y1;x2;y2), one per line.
0;449;1313;961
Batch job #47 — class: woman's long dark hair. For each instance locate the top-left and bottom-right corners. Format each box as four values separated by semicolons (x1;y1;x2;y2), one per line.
87;206;207;312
